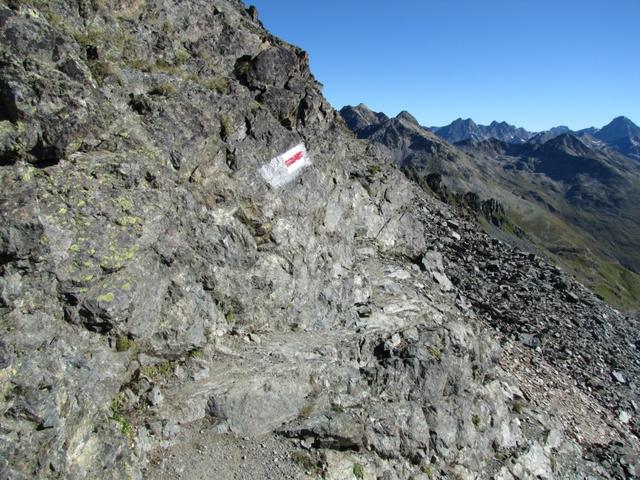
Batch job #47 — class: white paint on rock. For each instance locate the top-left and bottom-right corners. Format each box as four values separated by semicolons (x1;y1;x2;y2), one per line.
260;143;310;187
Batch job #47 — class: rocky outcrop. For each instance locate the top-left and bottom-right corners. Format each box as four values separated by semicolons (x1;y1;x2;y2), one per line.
463;193;507;227
0;1;637;479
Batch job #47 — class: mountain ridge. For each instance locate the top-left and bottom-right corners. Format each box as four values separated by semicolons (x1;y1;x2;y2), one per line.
425;112;640;159
430;117;534;144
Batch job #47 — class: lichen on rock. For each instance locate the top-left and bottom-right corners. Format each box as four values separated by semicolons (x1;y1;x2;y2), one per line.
0;1;637;479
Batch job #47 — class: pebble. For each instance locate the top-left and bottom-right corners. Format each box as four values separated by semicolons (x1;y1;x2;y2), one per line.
619;411;631;424
248;333;261;344
612;371;626;384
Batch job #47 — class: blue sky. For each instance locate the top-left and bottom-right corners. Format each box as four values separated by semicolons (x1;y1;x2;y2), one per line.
249;0;639;131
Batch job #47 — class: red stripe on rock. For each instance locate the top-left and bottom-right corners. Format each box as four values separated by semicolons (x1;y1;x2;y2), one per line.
285;150;303;167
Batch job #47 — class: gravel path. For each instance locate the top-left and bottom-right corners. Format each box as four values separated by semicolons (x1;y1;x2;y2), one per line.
144;426;312;480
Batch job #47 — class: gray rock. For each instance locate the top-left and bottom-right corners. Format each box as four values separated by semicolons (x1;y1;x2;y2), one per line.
421;250;444;272
518;332;541;349
146;386;164;406
0;340;12;369
612;371;626;383
432;271;453;292
245;47;300;89
0;1;635;479
566;291;580;303
619;410;631;424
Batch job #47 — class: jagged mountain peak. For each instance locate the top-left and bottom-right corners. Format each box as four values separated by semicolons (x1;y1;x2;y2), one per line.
537;132;596;158
576;126;599;135
431;117;481;143
395;110;420;125
433;116;533;144
546;132;587;148
596;115;640;141
548;125;571;134
340;103;389;133
610;115;636;125
451;117;477;126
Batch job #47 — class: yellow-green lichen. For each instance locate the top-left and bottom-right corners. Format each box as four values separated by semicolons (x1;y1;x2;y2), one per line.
219;113;233;140
420;463;434;479
97;292;114;302
19;6;41;18
428;345;441;361
116;197;133;210
123;246;138;260
185;74;229;93
150;82;175;97
20;165;35;182
116;215;139;227
299;402;314;418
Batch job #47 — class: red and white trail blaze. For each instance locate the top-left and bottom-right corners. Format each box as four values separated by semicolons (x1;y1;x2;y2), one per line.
260;143;310;187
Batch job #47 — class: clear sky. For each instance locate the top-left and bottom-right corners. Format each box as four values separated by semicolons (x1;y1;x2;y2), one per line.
249;0;639;131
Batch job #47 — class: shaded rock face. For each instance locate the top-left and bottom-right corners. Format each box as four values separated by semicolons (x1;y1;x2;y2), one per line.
595;116;640;159
464;193;507;227
403;169;508;229
0;2;637;480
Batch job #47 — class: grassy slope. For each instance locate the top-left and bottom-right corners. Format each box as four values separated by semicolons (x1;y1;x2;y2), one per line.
412;145;640;310
499;173;640;310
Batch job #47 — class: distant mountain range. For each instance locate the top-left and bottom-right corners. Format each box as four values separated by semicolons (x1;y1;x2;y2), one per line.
428;115;640;159
429;118;534;144
340;104;640;309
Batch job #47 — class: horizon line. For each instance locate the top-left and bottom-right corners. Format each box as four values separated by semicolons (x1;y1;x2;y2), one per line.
340;103;637;133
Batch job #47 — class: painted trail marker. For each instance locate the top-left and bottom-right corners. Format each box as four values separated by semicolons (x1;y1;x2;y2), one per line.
260;143;310;187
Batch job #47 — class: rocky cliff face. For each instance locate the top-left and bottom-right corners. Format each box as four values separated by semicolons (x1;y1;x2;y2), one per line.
0;1;638;479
